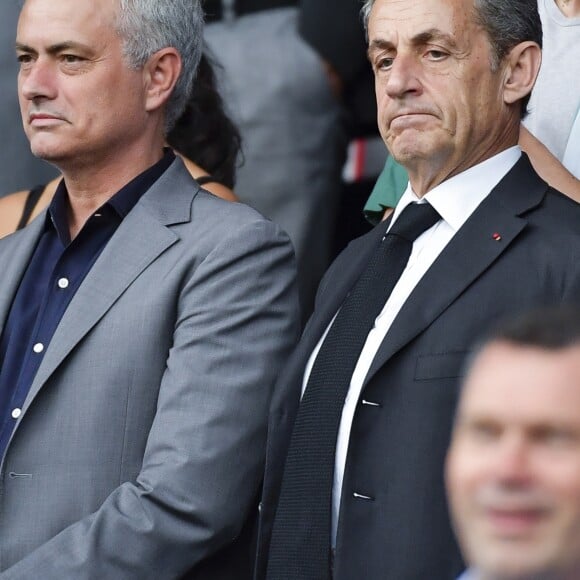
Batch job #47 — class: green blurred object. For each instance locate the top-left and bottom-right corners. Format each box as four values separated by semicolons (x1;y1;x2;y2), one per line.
363;156;409;225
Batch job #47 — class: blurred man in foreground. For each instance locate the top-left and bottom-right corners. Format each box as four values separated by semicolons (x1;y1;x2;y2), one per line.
447;306;580;580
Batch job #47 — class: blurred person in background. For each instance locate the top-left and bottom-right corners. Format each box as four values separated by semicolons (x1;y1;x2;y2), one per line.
203;0;377;319
519;0;580;197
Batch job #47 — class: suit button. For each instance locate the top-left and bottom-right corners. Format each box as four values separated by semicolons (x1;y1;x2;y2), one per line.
361;399;381;408
33;343;44;354
11;408;21;419
352;492;374;501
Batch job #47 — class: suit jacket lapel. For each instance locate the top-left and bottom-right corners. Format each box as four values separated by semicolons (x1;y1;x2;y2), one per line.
364;154;548;384
271;222;389;418
310;223;387;341
0;216;46;338
22;159;199;412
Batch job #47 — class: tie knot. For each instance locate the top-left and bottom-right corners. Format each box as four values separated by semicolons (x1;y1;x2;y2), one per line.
388;202;440;242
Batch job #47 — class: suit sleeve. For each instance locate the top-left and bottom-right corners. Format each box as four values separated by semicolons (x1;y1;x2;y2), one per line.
0;219;300;579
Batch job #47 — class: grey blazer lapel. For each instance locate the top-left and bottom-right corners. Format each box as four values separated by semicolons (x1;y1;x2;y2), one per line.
0;216;46;338
22;159;199;412
364;154;547;384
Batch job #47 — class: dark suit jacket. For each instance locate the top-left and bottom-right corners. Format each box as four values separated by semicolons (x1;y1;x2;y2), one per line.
255;155;580;580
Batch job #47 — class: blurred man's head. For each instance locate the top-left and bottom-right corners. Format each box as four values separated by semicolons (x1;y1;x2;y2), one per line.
363;0;542;195
16;0;203;172
446;306;580;580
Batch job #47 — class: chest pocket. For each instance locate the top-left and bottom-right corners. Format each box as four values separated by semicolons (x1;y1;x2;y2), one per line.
414;351;471;381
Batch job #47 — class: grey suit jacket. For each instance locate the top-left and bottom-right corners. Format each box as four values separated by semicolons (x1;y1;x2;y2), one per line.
256;155;580;580
0;158;300;579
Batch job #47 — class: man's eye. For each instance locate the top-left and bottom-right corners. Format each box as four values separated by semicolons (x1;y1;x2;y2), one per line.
62;54;83;63
467;421;501;442
17;54;33;65
426;50;447;61
535;427;579;448
376;57;394;71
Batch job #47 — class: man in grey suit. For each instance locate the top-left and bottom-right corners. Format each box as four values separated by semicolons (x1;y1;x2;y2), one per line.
257;0;580;579
0;0;299;578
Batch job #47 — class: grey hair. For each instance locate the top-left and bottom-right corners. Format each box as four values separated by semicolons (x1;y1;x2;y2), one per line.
115;0;204;132
473;0;542;70
360;0;541;116
360;0;373;34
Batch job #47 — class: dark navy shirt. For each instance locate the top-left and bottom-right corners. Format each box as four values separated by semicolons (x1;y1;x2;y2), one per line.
0;149;175;459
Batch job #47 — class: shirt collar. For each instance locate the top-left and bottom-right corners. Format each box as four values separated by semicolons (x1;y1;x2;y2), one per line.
108;148;175;217
391;146;521;232
47;148;175;243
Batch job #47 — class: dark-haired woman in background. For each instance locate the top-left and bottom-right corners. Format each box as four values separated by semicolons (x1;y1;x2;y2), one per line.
0;52;241;238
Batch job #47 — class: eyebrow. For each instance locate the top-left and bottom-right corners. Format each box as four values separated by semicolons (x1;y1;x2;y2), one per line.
368;28;459;58
15;41;94;56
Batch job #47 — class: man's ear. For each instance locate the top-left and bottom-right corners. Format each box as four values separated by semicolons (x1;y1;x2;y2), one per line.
143;47;182;113
502;41;541;106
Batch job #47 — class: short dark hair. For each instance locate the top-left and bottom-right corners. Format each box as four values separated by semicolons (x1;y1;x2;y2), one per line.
478;304;580;354
461;305;580;384
361;0;542;118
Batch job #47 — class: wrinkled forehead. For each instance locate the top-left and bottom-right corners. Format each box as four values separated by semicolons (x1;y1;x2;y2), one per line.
367;0;477;46
19;0;119;31
17;0;121;49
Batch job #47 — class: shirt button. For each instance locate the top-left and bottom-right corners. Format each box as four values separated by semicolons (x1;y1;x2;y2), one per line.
11;408;21;419
33;343;44;354
57;278;69;289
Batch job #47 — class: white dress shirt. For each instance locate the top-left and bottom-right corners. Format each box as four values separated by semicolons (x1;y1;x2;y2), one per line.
300;147;522;547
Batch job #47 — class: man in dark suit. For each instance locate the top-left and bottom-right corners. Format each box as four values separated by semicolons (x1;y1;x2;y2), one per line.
256;0;580;578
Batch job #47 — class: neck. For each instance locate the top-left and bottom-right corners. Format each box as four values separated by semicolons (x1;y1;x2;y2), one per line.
406;123;519;197
555;0;580;17
60;143;164;240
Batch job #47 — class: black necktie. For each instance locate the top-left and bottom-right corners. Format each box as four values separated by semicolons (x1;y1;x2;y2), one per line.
266;202;441;580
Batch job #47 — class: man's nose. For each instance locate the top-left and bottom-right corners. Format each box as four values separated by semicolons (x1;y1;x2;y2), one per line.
384;53;423;100
492;432;533;486
19;58;57;101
